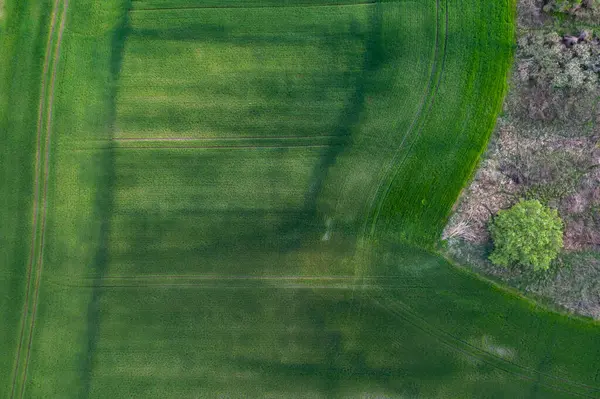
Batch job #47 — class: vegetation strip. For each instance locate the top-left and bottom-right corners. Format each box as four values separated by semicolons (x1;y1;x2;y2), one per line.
46;274;434;289
109;145;336;149
367;0;449;240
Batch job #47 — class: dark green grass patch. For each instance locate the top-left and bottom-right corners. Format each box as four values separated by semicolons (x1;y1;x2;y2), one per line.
106;147;351;276
84;243;600;398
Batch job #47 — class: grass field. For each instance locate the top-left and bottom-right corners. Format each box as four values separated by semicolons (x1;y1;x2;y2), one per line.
2;0;600;398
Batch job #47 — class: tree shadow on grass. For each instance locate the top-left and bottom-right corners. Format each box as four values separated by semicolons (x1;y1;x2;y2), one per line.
304;3;385;215
80;1;130;397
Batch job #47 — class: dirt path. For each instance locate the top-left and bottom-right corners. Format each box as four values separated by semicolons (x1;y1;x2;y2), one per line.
11;0;69;397
9;0;61;396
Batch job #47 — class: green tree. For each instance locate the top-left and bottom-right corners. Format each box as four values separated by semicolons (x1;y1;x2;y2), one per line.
489;200;564;271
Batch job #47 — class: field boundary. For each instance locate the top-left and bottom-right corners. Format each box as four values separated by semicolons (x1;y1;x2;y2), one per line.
10;0;69;397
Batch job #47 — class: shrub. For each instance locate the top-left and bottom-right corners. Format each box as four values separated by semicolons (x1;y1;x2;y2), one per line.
489;200;564;271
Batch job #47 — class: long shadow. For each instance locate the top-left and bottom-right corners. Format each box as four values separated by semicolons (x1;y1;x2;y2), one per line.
303;2;384;213
80;2;131;397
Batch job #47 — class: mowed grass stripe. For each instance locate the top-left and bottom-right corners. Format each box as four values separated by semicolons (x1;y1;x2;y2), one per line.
131;1;376;11
44;274;433;291
115;5;370;139
317;1;439;236
109;135;343;149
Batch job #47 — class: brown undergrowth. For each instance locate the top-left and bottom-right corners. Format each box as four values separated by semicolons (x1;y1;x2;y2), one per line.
444;0;600;319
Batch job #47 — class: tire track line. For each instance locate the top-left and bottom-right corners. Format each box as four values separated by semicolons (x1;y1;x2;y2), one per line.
365;0;449;240
17;0;68;396
44;274;433;290
368;291;600;398
352;0;444;247
9;0;61;396
351;0;445;280
112;135;344;142
130;1;377;12
110;144;336;150
46;281;432;290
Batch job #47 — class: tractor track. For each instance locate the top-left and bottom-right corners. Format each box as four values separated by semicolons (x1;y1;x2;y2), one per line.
110;144;337;150
112;135;344;142
12;0;69;397
9;0;61;396
44;274;435;290
349;2;599;395
130;1;377;12
364;0;449;240
46;281;434;290
346;0;446;279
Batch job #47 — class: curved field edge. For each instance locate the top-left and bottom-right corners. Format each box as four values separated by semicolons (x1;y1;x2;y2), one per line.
362;240;600;397
373;0;517;245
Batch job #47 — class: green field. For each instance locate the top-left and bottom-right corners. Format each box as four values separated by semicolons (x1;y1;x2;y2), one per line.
2;0;600;398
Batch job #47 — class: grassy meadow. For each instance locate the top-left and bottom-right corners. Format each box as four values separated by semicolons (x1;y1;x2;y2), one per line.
2;0;600;398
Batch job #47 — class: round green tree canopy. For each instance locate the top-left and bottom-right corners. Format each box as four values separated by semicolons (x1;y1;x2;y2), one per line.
489;200;564;271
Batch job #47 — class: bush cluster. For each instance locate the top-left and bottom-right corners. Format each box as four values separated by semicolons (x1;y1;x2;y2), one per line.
489;200;564;271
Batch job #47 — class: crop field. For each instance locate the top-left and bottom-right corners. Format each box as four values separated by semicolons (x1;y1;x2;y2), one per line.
2;0;600;398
